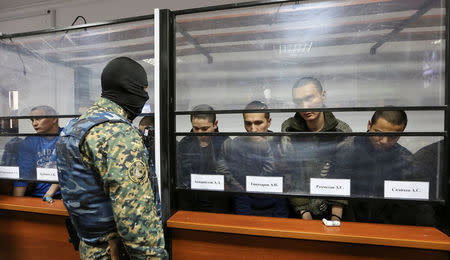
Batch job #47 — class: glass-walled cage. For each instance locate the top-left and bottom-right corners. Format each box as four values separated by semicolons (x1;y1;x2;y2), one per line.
172;0;448;222
0;17;155;188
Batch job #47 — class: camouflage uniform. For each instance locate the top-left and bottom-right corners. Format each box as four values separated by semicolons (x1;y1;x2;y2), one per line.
70;98;166;259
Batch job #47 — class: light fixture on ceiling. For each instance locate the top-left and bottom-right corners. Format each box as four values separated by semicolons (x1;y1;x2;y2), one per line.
9;90;18;111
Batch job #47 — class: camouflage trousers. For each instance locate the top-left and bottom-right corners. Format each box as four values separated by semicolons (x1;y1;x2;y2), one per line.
79;240;112;260
79;240;165;260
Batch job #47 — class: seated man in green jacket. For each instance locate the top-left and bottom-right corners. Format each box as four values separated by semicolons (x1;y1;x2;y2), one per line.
281;77;351;221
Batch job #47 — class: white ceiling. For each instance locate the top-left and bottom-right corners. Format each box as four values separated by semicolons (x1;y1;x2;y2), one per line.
0;0;92;14
0;0;58;10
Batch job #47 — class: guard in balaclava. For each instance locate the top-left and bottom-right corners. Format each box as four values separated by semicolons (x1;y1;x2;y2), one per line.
56;57;167;260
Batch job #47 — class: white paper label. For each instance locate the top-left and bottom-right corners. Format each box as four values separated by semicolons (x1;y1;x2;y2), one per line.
0;166;19;179
191;174;224;191
310;178;351;196
384;181;429;200
37;168;58;182
246;176;283;193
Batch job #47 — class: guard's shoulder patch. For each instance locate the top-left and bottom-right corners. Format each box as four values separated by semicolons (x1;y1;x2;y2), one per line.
127;160;147;183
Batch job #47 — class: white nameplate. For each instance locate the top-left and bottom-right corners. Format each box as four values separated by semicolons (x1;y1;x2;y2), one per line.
384;181;429;200
191;174;224;191
0;166;19;179
246;176;283;193
36;168;59;182
310;178;351;196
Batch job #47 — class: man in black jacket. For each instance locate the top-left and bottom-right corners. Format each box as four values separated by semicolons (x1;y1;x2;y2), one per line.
177;104;232;213
334;110;412;224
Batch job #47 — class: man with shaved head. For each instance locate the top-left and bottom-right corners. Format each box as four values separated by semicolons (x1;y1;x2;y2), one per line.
281;77;351;222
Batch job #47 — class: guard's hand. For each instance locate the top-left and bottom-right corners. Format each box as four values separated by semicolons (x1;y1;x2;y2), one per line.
106;238;120;260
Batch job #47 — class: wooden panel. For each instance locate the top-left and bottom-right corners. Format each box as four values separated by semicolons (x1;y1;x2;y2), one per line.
168;210;450;251
172;229;448;260
0;209;79;260
0;195;68;216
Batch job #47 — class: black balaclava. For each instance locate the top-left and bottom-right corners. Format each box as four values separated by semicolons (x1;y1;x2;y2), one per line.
101;57;149;121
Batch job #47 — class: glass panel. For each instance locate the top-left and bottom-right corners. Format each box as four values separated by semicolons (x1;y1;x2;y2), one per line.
176;135;443;201
175;0;445;110
0;19;155;117
0;19;155;196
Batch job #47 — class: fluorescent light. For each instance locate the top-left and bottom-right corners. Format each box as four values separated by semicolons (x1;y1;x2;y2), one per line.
8;91;18;111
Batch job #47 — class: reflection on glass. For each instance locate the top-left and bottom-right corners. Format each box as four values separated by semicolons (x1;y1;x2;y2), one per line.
0;20;155;116
176;0;445;110
0;119;21;168
1;137;22;167
411;140;444;200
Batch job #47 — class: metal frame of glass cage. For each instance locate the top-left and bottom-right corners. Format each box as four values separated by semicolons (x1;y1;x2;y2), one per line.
0;0;447;238
164;0;450;223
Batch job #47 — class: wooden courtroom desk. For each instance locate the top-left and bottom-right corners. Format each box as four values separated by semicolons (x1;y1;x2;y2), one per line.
168;210;450;260
0;195;79;260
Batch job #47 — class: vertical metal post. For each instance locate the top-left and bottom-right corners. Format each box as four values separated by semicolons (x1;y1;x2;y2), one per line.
154;8;161;209
155;8;175;256
444;0;449;209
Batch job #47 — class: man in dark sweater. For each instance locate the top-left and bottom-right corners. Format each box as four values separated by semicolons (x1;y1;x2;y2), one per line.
177;104;232;213
281;77;351;221
334;110;413;224
216;101;289;217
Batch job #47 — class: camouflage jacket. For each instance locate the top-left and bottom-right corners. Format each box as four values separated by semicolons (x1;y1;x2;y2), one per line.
79;98;166;259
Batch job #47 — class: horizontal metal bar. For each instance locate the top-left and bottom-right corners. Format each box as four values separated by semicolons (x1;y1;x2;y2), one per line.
1;130;442;137
0;112;154;120
175;131;446;137
175;106;447;115
173;0;292;16
0;14;155;40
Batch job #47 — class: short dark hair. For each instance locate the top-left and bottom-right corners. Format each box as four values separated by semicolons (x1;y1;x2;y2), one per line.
244;101;270;119
371;110;408;128
190;104;216;123
139;116;154;127
292;77;323;93
31;105;57;116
